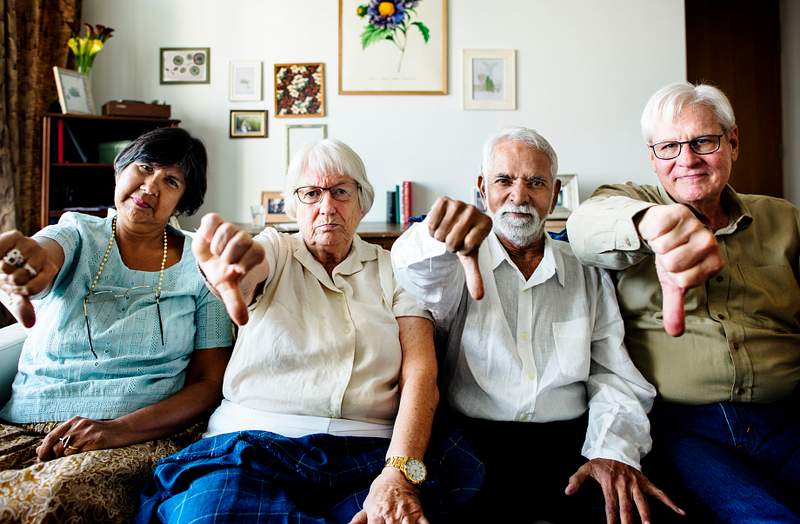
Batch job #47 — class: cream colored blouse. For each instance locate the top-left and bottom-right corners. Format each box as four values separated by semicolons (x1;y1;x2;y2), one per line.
219;228;430;427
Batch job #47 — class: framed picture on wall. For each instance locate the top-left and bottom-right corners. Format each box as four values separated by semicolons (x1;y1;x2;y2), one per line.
229;110;268;138
274;63;325;118
550;174;580;219
339;0;448;94
53;67;95;114
160;47;210;84
463;49;516;110
286;124;328;167
261;191;289;223
229;60;262;101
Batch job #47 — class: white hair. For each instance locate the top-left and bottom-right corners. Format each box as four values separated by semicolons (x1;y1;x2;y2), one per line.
283;138;375;219
481;127;558;179
640;82;736;143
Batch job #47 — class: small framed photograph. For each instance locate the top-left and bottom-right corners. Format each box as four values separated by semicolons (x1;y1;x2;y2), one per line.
261;191;289;223
229;110;268;138
229;60;262;101
463;49;516;110
550;174;580;219
274;63;325;118
160;47;210;84
286;124;328;167
53;67;95;114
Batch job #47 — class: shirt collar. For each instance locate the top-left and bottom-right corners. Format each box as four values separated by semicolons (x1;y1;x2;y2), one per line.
657;183;753;234
290;233;377;292
487;232;565;287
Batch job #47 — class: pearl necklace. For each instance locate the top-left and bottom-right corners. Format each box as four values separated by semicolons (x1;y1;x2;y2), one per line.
85;215;168;355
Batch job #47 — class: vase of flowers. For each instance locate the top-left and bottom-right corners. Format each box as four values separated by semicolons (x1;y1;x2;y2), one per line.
67;23;114;75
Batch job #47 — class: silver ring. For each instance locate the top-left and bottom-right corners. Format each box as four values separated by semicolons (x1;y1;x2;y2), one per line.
3;249;25;268
22;262;37;278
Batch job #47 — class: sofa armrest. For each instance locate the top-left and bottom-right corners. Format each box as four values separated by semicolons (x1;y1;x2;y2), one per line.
0;323;25;407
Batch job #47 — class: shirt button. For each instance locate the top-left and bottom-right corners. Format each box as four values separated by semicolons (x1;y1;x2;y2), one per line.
716;276;724;283
736;387;745;395
732;343;739;351
94;362;99;367
520;332;530;342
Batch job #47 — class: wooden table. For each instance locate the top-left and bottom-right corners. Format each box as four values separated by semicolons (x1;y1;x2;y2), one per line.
235;221;408;250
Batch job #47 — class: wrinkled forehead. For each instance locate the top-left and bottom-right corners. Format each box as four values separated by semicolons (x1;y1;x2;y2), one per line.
487;142;553;178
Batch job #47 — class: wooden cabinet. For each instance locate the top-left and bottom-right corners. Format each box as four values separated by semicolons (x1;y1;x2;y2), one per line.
40;113;180;228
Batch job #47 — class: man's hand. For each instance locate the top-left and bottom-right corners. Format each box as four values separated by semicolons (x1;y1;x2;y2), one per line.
565;458;685;524
349;468;428;524
192;213;265;326
427;197;493;300
636;204;724;336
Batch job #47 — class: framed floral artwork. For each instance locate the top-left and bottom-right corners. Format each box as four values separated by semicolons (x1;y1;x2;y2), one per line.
463;49;516;110
274;63;325;118
229;110;268;138
339;0;448;95
160;48;210;84
229;60;262;101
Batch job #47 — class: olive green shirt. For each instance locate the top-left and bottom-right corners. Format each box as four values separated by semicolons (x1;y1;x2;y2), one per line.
567;183;800;404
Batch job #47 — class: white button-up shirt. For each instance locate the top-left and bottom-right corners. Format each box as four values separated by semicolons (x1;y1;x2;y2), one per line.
391;221;656;469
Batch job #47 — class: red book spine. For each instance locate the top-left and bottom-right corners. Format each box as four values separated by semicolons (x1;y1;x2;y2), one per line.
402;180;412;225
57;120;64;163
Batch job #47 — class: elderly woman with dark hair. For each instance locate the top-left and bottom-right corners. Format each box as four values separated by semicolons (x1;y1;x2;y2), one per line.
0;127;233;523
135;138;482;524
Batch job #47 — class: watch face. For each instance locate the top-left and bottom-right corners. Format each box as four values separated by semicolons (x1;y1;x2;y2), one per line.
405;458;427;483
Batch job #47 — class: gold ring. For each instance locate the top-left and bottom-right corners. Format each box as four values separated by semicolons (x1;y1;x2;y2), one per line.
64;444;80;452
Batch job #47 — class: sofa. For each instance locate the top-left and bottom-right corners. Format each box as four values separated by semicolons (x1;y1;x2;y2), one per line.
0;322;24;407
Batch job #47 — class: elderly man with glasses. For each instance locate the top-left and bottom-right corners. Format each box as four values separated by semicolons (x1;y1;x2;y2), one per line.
568;82;800;522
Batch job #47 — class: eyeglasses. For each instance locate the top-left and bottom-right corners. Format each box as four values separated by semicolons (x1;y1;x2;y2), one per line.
294;183;359;205
82;286;164;359
649;134;724;160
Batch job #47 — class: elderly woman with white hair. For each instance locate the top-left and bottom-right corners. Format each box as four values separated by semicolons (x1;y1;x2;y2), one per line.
135;139;482;524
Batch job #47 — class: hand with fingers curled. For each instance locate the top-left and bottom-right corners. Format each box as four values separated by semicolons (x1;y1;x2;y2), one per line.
636;204;724;337
427;196;493;300
0;230;59;328
192;213;267;326
565;458;686;524
36;416;130;461
349;468;429;524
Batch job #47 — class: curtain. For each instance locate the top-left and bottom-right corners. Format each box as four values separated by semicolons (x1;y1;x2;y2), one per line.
0;0;80;327
1;0;81;235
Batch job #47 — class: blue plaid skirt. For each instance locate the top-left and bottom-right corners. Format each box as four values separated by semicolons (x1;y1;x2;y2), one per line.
134;429;484;523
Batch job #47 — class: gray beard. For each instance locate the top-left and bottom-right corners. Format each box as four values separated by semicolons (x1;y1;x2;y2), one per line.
488;203;545;247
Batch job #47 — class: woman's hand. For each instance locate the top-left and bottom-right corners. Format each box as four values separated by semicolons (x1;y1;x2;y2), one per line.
36;416;134;461
0;231;62;327
350;468;429;524
192;213;266;326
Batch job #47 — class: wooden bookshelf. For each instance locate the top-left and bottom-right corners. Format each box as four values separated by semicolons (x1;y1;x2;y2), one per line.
40;113;180;228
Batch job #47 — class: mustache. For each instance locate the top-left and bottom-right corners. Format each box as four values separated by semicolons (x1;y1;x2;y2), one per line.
495;203;541;220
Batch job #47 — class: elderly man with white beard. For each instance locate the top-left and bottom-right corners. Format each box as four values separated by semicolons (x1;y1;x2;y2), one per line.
391;127;685;523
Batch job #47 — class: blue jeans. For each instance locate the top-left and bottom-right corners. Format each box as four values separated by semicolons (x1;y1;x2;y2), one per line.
648;397;800;524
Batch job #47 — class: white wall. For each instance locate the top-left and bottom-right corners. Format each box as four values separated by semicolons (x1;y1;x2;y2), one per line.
83;0;686;228
782;0;800;206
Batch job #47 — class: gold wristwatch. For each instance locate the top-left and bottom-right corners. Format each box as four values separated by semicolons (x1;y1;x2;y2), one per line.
384;456;427;485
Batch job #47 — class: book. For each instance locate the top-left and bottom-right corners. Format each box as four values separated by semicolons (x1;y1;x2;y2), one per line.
64;123;88;163
401;180;412;225
386;190;397;223
395;185;400;225
56;120;64;163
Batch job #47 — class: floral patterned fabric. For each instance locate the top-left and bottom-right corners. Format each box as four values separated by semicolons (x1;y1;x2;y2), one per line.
0;420;203;523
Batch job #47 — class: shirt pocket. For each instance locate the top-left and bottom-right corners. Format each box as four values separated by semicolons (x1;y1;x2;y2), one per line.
737;264;800;329
552;318;591;380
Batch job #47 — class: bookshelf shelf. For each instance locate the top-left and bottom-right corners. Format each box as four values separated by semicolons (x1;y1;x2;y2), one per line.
40;113;180;228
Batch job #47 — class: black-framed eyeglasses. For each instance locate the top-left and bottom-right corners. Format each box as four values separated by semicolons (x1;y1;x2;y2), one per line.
294;183;360;205
649;134;724;160
82;286;164;359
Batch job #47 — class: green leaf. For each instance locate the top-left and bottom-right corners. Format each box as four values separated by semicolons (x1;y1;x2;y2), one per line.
361;25;393;49
412;21;430;43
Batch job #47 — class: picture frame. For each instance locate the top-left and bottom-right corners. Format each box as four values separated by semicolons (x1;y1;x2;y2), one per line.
550;174;580;219
463;49;516;110
274;63;325;118
286;124;328;167
160;47;210;84
229;60;262;101
339;0;448;95
52;67;95;114
261;191;289;223
229;110;268;138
